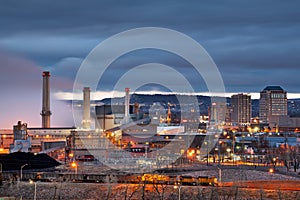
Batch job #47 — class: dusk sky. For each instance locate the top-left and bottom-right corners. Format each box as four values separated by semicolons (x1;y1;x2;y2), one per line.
0;1;299;128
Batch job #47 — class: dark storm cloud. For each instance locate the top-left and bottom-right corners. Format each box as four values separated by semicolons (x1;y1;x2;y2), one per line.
0;0;299;93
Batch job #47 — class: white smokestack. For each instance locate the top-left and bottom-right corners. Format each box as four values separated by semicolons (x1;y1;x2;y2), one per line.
82;87;91;129
125;87;130;120
41;71;51;128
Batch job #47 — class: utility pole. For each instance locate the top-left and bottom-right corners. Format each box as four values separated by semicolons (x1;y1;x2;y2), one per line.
218;140;222;184
232;131;235;166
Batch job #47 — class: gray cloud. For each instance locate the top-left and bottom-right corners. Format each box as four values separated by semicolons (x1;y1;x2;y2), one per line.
0;0;299;93
0;51;74;128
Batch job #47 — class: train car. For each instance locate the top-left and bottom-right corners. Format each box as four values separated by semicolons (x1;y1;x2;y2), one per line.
82;174;105;183
167;175;178;185
198;176;218;186
118;174;140;184
180;175;198;186
141;173;175;184
76;155;95;162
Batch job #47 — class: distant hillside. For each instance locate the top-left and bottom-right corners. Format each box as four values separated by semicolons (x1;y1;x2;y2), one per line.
98;94;227;115
96;94;300;117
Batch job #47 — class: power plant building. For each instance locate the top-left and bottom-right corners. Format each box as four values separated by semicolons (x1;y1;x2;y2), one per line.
27;127;75;153
66;130;108;162
95;104;135;131
0;129;14;154
95;88;138;131
7;72;77;160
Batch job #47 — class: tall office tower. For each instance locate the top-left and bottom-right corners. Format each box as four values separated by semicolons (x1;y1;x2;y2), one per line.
259;86;287;124
209;98;227;125
231;93;252;125
41;71;51;128
82;87;91;129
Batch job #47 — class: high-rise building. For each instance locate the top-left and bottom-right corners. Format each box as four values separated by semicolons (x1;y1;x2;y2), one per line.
259;86;287;124
209;97;227;125
231;93;251;125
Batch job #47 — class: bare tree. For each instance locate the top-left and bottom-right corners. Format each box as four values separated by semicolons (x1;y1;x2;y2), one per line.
121;184;141;200
152;181;168;200
277;187;283;200
104;174;117;200
233;186;239;200
259;187;264;200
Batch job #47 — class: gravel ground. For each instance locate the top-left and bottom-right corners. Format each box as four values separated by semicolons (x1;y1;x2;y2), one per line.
1;167;300;200
1;181;300;200
185;168;300;182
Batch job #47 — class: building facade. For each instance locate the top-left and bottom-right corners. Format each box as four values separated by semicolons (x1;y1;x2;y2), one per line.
209;97;228;126
0;129;13;154
95;104;136;131
231;93;252;125
259;86;287;124
66;130;107;161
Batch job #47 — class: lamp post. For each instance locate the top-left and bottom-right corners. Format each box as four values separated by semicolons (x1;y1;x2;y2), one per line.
174;176;182;200
226;148;231;164
20;164;28;181
218;141;222;165
174;185;182;200
29;179;37;200
204;141;209;166
218;140;222;184
232;131;236;166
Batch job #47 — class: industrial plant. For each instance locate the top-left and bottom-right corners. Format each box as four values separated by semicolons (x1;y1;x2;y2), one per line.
0;72;299;167
0;71;300;200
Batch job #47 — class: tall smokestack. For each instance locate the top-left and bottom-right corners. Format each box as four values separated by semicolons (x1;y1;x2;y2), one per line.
125;88;130;121
82;87;91;129
41;71;51;128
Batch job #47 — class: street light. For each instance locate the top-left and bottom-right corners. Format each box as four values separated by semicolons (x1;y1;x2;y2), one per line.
232;131;236;166
173;176;183;200
173;185;182;200
71;162;78;175
29;179;37;200
20;164;28;181
226;148;231;162
218;140;222;184
204;141;209;166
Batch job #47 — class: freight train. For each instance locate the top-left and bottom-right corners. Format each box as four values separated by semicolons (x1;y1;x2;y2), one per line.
2;172;217;186
139;174;217;186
